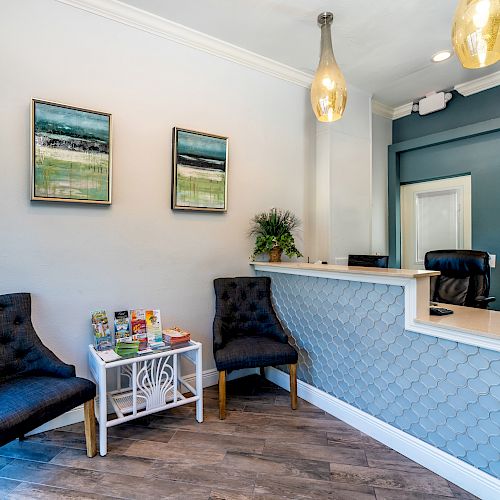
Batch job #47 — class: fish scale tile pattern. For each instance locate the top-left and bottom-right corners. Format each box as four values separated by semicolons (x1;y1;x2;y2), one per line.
257;271;500;479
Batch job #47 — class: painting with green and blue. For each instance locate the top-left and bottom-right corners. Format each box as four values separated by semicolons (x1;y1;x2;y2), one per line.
32;100;111;203
174;129;227;210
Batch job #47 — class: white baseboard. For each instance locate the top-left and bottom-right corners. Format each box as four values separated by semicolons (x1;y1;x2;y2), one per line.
264;366;500;500
182;366;259;388
27;367;258;437
26;405;85;436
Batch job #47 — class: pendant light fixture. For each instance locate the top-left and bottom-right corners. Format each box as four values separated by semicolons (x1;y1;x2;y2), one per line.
452;0;499;68
311;12;347;122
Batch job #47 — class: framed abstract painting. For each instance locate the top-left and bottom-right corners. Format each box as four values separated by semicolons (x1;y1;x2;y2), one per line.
31;99;112;204
172;127;228;212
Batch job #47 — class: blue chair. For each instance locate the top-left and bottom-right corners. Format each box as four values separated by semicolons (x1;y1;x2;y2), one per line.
0;293;97;456
213;277;298;419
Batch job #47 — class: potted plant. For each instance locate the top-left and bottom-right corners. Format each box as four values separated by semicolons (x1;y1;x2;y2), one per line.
249;208;303;262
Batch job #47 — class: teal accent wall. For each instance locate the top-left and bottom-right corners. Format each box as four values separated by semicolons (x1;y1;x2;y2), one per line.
390;87;500;309
393;87;500;142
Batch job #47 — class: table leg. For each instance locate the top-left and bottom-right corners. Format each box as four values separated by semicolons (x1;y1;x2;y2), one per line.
116;365;121;390
98;364;108;456
175;354;179;402
195;344;203;423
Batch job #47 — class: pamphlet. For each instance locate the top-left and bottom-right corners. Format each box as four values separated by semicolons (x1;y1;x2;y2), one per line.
130;309;148;350
114;310;131;343
96;349;121;362
145;309;163;344
91;310;113;351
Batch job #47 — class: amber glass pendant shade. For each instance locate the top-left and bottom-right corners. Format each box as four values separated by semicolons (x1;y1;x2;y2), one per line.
311;12;347;122
452;0;500;68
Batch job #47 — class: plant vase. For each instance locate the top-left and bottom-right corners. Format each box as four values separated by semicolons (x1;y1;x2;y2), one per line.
269;247;282;262
249;208;302;263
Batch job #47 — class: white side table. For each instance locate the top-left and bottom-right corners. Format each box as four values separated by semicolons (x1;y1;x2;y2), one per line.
88;341;203;456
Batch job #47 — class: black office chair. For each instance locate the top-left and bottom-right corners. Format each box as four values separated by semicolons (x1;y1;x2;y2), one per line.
424;250;495;309
213;277;298;419
348;255;389;268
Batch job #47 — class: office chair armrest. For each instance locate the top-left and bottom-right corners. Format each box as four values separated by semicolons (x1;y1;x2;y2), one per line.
474;296;496;308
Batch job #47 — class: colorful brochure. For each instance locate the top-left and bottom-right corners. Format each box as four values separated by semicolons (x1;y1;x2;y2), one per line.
114;310;131;343
145;309;163;344
130;309;148;349
91;310;113;351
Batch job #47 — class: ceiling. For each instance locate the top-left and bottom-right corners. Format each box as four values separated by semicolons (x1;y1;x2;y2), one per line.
120;0;499;107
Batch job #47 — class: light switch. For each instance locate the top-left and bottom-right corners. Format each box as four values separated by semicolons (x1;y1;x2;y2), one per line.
489;254;496;268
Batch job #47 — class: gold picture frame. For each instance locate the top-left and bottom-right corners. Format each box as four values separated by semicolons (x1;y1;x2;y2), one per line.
31;99;113;204
172;127;228;212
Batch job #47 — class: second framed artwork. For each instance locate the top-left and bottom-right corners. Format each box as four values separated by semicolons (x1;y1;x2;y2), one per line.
172;127;228;212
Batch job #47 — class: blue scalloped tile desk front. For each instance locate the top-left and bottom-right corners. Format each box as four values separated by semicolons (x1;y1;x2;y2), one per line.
257;271;500;479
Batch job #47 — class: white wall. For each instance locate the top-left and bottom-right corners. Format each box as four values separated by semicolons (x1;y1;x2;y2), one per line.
311;86;373;264
309;124;331;262
371;113;392;255
0;0;313;376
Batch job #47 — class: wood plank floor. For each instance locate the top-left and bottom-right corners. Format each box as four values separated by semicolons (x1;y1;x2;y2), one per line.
0;375;478;500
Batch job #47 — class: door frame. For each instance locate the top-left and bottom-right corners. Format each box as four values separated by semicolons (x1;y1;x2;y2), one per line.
400;176;472;269
388;117;500;268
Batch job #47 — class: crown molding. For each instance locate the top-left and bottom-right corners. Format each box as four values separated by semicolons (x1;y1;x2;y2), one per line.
393;102;414;119
371;100;394;120
373;71;500;120
53;0;500;108
454;71;500;96
54;0;313;88
372;100;413;120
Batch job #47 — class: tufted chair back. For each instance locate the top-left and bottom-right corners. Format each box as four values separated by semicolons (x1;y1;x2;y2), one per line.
0;293;73;382
213;277;286;350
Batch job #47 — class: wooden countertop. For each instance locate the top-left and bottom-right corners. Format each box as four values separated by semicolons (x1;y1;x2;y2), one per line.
250;262;439;279
416;304;500;340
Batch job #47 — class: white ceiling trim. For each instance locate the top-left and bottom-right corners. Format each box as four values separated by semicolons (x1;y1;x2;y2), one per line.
372;100;413;120
371;100;394;120
392;102;414;120
55;0;499;112
454;71;500;96
55;0;313;87
373;71;500;120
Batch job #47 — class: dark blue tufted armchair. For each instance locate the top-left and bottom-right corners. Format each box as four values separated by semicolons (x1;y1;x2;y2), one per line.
0;293;97;456
213;277;298;419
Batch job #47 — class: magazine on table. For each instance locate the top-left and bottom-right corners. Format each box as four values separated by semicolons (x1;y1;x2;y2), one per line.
115;340;140;357
96;349;121;362
163;327;191;348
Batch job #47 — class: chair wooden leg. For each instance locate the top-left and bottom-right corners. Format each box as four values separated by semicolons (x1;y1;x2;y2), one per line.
218;370;226;420
289;363;297;410
84;399;97;457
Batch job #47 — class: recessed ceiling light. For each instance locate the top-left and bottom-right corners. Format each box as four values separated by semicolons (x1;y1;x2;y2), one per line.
432;50;453;63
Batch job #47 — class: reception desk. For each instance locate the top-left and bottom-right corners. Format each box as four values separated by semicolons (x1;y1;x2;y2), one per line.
251;262;500;498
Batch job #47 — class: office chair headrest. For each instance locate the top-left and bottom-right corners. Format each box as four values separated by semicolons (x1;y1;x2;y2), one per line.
424;250;490;276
